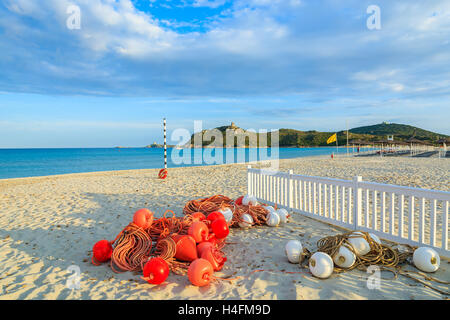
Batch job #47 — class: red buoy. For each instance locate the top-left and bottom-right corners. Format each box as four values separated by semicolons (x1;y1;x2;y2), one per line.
206;211;225;223
158;169;168;179
211;218;229;239
142;257;169;285
188;258;214;287
206;233;217;246
92;240;113;264
235;196;244;205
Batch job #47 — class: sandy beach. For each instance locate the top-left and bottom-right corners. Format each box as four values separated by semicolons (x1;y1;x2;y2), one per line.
0;156;448;300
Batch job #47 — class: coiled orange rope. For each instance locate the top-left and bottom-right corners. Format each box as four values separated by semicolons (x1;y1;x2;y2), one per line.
152;237;190;275
110;223;153;273
106;210;196;274
183;195;234;216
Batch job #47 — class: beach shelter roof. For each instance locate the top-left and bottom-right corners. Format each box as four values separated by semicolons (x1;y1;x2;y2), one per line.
405;137;427;145
373;139;407;145
349;139;377;145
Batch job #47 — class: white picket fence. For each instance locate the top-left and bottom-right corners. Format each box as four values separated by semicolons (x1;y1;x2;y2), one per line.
247;166;450;258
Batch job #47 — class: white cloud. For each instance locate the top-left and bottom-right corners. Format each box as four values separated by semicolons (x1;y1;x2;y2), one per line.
0;0;449;100
193;0;227;9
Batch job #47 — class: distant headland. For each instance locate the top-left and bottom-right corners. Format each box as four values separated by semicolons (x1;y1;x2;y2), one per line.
116;122;449;149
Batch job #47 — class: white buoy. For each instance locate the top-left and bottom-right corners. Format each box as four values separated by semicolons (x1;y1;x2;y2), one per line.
219;208;233;224
333;246;356;269
309;252;334;279
285;240;303;263
238;214;253;228
242;195;258;206
276;208;289;223
265;206;276;213
413;247;440;273
348;231;371;256
369;233;381;244
266;211;280;227
242;195;251;205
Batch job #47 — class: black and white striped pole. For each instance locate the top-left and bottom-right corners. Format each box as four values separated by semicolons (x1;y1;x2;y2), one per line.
158;118;168;179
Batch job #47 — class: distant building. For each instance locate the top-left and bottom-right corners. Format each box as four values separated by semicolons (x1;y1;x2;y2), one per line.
387;135;394;141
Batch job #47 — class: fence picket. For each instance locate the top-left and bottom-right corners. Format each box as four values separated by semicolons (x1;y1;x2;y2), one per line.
431;199;436;247
389;193;395;235
419;198;425;244
409;196;415;242
443;201;448;251
399;194;405;238
373;190;377;230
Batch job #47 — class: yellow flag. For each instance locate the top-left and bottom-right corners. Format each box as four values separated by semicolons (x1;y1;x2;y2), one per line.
327;133;337;144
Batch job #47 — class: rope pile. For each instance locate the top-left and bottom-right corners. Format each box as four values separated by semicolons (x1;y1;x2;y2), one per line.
91;194;275;286
183;194;270;228
316;231;410;272
93;209;197;275
183;195;234;216
306;231;450;295
230;204;269;227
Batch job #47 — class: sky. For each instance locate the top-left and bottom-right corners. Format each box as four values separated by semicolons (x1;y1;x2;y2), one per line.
0;0;449;148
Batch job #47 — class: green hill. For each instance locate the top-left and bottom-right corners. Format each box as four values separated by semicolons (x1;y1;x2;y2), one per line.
349;122;448;143
186;122;448;147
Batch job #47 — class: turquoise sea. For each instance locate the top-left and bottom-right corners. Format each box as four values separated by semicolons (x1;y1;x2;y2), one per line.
0;147;365;179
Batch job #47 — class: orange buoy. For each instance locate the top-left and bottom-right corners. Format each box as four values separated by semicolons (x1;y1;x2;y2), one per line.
188;258;214;287
133;208;154;229
172;235;198;262
201;246;227;271
92;240;113;264
197;241;214;257
211;218;229;239
188;221;209;243
191;212;206;222
142;257;169;285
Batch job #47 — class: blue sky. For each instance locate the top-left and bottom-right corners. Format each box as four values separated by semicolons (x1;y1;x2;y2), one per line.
0;0;449;148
